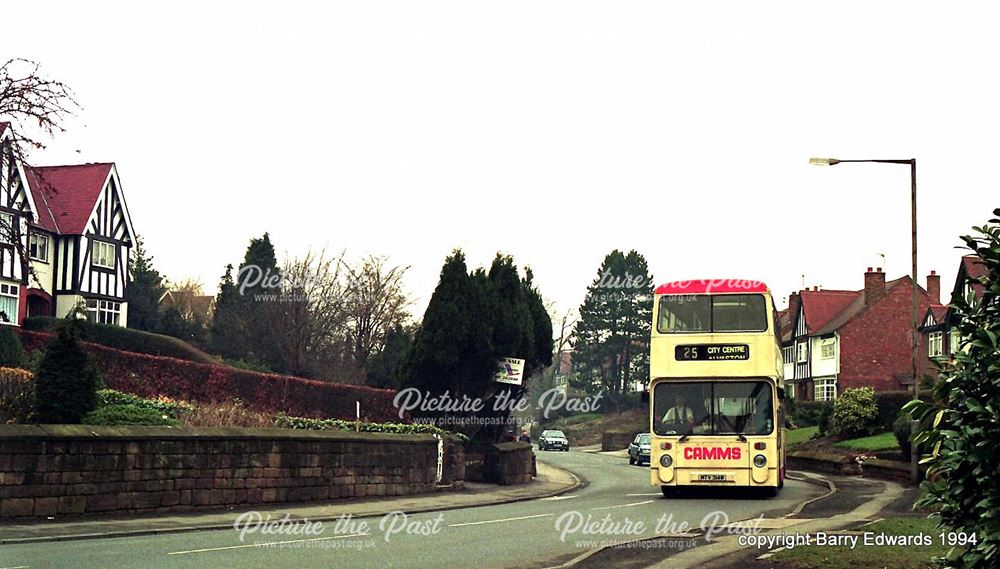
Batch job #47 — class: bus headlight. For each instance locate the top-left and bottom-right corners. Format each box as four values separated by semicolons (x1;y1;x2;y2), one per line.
753;454;767;468
660;454;673;468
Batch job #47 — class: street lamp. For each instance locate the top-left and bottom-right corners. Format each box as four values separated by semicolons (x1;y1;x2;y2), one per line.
809;157;920;483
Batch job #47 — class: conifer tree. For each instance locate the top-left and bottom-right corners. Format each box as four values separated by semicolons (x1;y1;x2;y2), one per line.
124;236;165;332
34;321;100;423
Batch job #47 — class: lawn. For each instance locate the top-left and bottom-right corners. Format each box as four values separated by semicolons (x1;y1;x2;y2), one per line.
787;426;818;446
834;431;900;451
767;517;953;569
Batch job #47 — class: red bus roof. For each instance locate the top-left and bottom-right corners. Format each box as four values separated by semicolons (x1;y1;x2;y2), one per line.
654;280;770;295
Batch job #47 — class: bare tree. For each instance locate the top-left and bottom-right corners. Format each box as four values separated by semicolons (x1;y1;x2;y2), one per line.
344;255;411;366
273;249;351;378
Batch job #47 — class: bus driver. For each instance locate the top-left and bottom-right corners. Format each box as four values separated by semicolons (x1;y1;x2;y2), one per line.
662;394;695;425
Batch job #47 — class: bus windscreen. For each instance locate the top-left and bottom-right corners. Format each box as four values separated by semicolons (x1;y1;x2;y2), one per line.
653;381;774;436
657;294;767;333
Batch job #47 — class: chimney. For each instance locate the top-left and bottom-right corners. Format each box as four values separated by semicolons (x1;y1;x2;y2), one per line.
927;270;940;304
864;267;886;306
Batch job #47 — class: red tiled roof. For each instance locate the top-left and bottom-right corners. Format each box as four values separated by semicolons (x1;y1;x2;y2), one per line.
930;304;948;323
798;289;860;334
23;163;113;235
655;279;769;295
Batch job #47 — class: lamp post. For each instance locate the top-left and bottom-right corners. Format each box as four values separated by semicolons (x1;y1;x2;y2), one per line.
809;157;920;483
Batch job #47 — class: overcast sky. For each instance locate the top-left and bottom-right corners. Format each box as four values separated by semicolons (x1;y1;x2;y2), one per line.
6;2;998;320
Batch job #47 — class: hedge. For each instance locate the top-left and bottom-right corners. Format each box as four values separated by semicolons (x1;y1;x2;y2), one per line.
18;330;400;422
23;317;218;365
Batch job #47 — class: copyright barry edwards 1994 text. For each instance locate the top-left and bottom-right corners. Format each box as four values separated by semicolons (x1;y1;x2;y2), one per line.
741;531;979;551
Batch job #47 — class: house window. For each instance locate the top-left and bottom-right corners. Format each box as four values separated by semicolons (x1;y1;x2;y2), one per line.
928;331;943;358
0;212;13;243
949;328;961;354
820;339;836;360
786;382;796;400
814;377;837;401
91;240;116;269
29;234;49;262
796;342;807;363
0;283;18;325
86;299;121;326
782;345;794;365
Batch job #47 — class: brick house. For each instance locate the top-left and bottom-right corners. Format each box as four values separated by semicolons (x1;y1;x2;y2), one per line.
780;267;939;401
920;255;987;365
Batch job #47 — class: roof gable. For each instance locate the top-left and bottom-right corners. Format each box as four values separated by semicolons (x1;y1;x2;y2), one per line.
799;290;860;334
24;163;114;234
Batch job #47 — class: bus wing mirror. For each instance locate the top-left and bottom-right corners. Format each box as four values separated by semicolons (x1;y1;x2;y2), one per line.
641;390;650;403
777;387;786;400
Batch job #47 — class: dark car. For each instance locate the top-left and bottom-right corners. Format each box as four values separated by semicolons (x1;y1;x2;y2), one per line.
628;433;651;465
538;429;569;451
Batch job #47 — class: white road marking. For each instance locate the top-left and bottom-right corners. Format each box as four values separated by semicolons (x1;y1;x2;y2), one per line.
592;500;655;511
0;566;30;569
166;533;370;555
625;493;662;497
541;495;578;501
448;513;554;527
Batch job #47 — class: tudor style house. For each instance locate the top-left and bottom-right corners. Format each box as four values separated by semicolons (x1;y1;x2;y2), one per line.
778;267;940;401
0;122;135;326
919;255;987;365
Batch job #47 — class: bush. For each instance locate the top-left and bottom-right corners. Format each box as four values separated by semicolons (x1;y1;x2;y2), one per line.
817;403;833;436
0;326;27;369
874;390;913;432
33;323;100;424
0;367;34;423
892;412;912;462
20;329;400;421
179;399;273;428
275;414;467;440
22;317;218;365
829;387;878;438
96;389;193;419
790;400;832;428
908;212;1000;568
83;404;180;426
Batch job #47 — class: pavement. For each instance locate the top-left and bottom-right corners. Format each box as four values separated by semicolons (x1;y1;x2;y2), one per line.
0;460;580;544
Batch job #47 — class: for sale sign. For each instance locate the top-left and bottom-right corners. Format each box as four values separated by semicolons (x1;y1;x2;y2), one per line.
494;357;525;385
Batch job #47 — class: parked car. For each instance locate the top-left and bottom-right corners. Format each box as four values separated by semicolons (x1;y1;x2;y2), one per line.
628;433;651;465
538;429;569;451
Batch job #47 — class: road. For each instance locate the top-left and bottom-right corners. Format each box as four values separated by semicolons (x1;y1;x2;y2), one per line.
0;449;820;569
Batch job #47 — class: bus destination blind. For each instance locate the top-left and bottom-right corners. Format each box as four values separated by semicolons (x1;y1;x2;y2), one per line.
675;344;749;361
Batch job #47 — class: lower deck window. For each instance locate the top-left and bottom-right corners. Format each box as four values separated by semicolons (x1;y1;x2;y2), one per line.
0;283;18;324
86;299;121;326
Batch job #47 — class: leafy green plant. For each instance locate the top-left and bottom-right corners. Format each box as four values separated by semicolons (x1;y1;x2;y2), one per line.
892;412;913;462
274;414;468;441
828;387;878;438
0;326;27;369
83;404;180;427
907;210;1000;569
96;389;193;418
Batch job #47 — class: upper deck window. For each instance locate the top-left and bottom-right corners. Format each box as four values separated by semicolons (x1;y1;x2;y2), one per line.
657;294;767;333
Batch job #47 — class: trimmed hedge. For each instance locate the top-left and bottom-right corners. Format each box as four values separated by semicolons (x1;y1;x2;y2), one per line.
19;330;400;422
0;367;34;423
789;400;832;428
23;317;218;365
83;404;181;427
274;415;467;440
874;390;914;432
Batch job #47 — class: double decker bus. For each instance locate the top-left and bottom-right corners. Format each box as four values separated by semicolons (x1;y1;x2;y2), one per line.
646;279;785;497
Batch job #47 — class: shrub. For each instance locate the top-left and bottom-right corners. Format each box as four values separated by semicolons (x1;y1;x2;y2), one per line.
96;389;194;419
83;404;180;427
33;323;100;424
892;412;912;462
19;330;400;421
22;317;218;364
829;387;879;438
874;390;913;432
908;212;1000;568
0;326;27;369
790;400;832;428
275;414;467;440
0;367;34;423
817;403;833;436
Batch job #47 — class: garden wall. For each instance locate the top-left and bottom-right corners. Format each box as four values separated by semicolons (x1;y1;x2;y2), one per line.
0;425;451;519
18;330;399;421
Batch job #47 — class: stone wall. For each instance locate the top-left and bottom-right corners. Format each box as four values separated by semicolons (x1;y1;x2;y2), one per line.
602;430;639;451
0;425;452;519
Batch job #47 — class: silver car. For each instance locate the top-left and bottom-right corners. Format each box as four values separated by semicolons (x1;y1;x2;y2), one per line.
628;433;651;465
538;429;569;451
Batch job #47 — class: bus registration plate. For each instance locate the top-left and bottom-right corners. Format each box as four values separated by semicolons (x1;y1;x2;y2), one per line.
696;473;729;482
675;344;749;361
